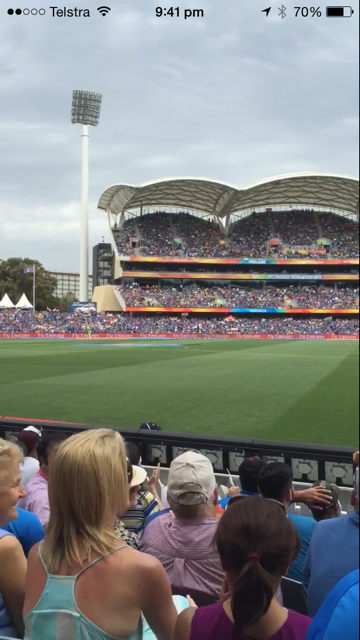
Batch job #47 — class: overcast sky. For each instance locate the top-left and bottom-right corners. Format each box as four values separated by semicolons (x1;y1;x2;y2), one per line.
0;0;358;272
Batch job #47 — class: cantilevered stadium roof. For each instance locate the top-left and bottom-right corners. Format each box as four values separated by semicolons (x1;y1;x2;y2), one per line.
97;173;359;219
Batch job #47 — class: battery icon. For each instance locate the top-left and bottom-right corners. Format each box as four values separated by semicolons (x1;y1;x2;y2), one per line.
326;6;354;16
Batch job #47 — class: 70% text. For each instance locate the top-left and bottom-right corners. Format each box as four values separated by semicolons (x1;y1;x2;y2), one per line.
295;6;322;16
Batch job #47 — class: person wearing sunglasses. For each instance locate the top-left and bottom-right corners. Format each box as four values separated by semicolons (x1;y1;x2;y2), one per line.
23;429;188;640
114;461;146;550
120;445;161;540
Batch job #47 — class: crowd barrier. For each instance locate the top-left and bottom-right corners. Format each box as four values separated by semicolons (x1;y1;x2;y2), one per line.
0;333;359;340
0;416;356;487
1;417;357;513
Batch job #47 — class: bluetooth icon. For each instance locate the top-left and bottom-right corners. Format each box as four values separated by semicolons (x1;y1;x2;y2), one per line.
278;4;287;18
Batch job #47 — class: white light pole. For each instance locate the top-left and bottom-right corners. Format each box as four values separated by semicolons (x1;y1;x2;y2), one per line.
71;90;102;302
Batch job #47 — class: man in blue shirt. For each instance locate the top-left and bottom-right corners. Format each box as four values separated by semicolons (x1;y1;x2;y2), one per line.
307;570;359;640
304;468;359;617
309;481;342;523
3;507;44;557
258;462;316;589
219;457;266;510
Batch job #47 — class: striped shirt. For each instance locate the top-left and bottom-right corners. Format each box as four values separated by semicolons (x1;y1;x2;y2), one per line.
140;513;224;596
18;471;50;527
140;511;284;605
114;520;139;550
120;491;159;539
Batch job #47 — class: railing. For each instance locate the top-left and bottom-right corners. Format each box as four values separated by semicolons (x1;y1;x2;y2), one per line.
0;417;355;488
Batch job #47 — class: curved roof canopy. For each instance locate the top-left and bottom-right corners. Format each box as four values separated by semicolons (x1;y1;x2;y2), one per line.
98;173;359;219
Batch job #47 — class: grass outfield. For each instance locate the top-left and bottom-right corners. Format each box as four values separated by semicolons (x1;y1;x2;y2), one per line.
0;339;358;447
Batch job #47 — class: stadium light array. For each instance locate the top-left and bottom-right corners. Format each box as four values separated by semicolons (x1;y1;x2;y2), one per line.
71;90;103;302
71;91;102;127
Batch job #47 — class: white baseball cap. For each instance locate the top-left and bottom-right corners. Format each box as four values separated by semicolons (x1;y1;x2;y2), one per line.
23;426;42;437
167;451;216;506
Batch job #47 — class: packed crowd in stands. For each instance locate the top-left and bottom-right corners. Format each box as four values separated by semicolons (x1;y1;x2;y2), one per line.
113;223;138;255
271;210;319;246
0;310;359;335
228;213;272;258
112;210;359;260
114;213;180;258
0;430;359;639
137;213;178;257
275;249;327;259
319;214;360;259
0;310;114;335
175;213;236;258
118;284;359;310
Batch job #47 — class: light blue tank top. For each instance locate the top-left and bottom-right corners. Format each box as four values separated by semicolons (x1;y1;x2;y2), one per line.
0;529;18;639
24;543;142;640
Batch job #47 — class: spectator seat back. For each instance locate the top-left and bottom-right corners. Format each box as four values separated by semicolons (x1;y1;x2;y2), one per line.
281;576;308;615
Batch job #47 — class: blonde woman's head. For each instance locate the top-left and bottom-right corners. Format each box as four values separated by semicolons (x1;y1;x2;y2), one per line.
0;439;25;527
44;429;130;572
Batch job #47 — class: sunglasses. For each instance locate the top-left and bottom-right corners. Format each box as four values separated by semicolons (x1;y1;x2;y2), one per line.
127;459;134;486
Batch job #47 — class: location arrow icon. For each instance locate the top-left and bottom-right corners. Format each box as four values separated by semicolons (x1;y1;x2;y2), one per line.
262;7;271;16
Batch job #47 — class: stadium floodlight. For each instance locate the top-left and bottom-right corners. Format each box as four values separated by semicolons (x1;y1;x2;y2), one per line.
71;90;102;302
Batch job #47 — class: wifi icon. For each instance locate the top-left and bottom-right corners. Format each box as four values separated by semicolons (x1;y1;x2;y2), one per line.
97;6;111;15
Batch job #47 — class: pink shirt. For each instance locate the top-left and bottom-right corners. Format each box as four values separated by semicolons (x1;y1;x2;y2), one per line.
140;514;224;596
18;472;49;526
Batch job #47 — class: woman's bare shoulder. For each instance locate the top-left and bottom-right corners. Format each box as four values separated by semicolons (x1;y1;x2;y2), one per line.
0;534;24;560
111;545;162;571
0;536;25;582
0;534;19;553
108;545;165;584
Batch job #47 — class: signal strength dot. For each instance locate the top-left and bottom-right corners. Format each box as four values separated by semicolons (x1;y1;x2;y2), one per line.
97;6;111;15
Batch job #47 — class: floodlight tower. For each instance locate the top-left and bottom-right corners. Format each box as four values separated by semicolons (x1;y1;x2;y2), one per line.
71;90;102;302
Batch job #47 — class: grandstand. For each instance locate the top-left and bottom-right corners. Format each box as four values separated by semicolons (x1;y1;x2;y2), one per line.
95;173;359;326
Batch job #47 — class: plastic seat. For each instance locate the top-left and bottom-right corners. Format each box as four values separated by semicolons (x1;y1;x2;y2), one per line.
281;576;308;615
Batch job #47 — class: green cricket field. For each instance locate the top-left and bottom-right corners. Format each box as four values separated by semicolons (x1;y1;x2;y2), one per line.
0;339;358;447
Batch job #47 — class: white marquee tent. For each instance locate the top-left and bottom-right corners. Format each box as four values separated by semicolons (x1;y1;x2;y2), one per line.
16;294;34;310
0;294;15;309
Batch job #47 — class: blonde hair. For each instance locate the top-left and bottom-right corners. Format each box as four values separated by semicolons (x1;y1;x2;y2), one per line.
0;439;24;490
42;429;129;573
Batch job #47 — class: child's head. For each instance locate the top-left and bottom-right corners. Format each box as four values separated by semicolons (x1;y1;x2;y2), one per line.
216;496;300;633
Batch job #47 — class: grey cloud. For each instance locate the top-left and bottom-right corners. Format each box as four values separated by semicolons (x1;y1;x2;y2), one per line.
0;0;358;271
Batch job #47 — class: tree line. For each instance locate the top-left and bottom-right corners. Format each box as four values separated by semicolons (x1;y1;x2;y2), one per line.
0;258;78;311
